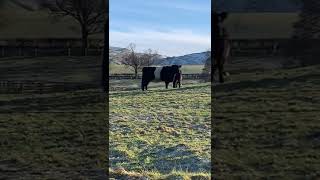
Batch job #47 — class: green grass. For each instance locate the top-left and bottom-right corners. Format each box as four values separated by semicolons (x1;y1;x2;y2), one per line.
109;57;320;179
109;64;204;74
0;56;101;83
0;56;107;179
214;62;320;179
109;80;211;178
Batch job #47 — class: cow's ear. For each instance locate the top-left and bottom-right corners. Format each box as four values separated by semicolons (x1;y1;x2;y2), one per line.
179;65;182;68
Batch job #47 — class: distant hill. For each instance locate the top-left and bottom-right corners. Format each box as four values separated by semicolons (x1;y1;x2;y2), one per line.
109;46;208;65
155;52;209;65
109;47;129;64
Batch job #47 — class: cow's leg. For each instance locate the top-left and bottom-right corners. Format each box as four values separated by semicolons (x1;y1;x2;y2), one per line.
178;82;181;88
141;80;145;91
165;82;169;89
145;81;149;91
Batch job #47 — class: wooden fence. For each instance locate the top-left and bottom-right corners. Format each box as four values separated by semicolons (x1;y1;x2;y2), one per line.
229;38;320;56
0;80;98;94
0;38;104;57
109;73;207;80
0;38;319;57
0;74;206;93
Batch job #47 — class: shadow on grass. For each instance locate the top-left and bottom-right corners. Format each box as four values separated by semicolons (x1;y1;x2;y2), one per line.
110;144;210;174
109;84;211;97
0;90;104;112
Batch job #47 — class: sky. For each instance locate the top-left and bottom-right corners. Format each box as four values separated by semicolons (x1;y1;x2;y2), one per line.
110;0;211;56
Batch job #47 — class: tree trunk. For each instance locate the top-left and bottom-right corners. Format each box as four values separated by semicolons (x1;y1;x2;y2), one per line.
102;20;108;93
134;68;138;79
81;25;88;56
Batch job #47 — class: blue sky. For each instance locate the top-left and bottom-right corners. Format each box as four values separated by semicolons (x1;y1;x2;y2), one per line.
110;0;211;56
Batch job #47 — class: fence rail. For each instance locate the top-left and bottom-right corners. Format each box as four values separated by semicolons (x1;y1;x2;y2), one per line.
109;73;208;80
1;38;320;57
0;80;98;94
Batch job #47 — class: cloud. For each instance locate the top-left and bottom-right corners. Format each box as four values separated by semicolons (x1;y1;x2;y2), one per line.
109;29;211;56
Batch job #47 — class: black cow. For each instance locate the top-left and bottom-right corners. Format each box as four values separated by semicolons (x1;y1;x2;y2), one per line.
141;65;182;91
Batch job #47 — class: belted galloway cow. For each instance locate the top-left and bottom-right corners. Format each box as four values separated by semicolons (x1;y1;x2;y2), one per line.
141;65;182;91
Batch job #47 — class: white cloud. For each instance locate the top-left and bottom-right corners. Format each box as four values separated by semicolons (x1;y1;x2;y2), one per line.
109;29;211;56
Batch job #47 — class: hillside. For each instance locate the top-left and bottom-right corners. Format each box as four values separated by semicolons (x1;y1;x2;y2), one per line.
109;47;129;64
156;52;209;65
110;46;208;65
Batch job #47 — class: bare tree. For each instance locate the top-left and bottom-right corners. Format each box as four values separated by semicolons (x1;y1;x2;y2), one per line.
140;48;159;67
43;0;106;56
121;43;139;79
121;43;158;79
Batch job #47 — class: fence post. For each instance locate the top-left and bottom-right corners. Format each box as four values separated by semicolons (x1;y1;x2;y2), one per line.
1;47;4;57
68;48;71;56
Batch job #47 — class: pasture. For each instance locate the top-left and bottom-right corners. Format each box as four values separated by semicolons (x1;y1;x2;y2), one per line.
109;79;211;179
214;57;320;179
0;56;107;179
109;56;320;179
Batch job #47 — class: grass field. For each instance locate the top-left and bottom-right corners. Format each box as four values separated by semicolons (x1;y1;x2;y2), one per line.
1;55;319;179
213;58;320;178
109;80;211;179
109;64;204;75
0;56;107;179
109;56;320;179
